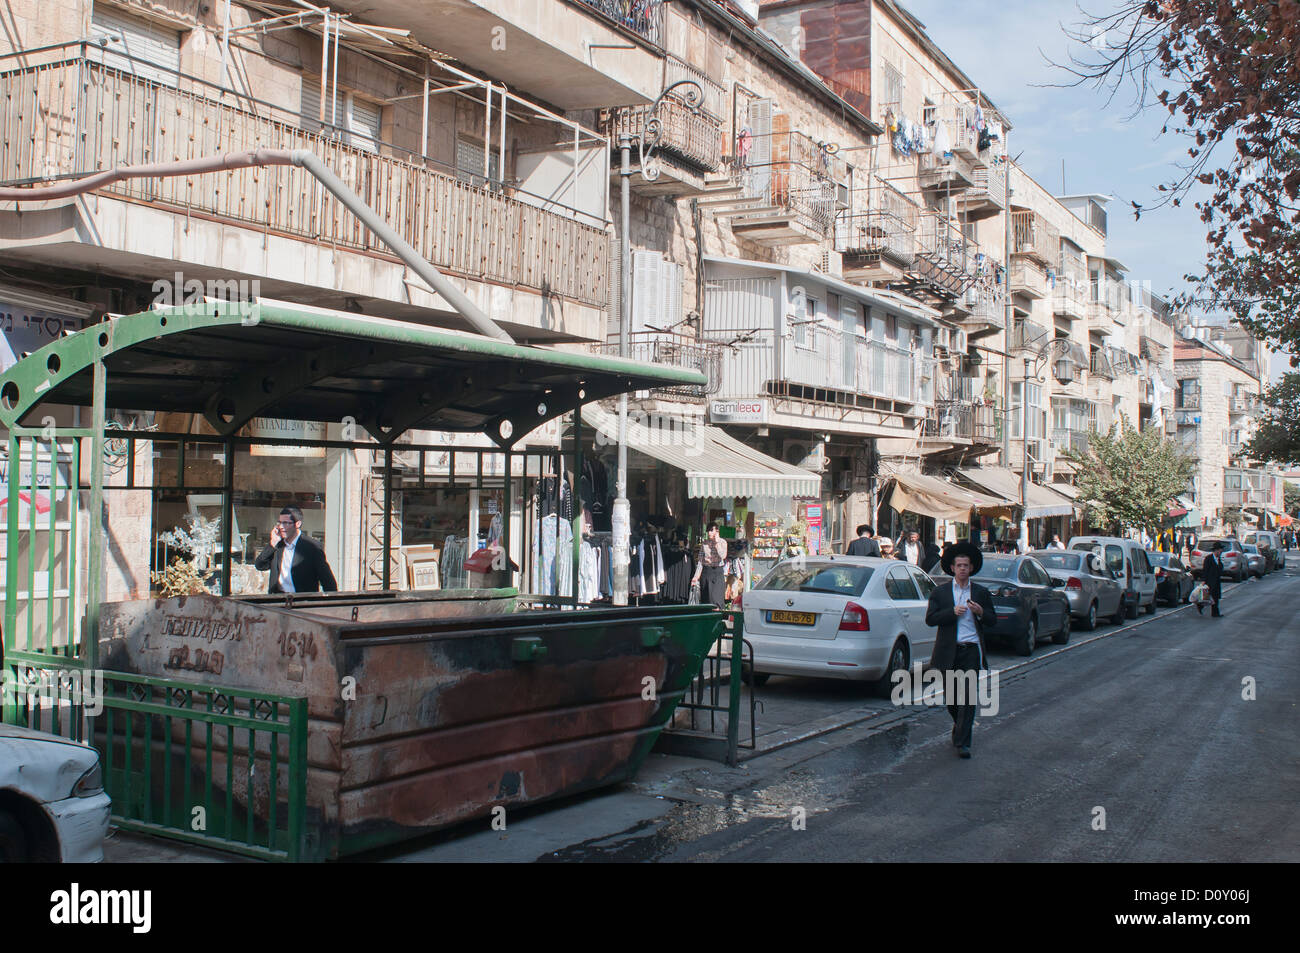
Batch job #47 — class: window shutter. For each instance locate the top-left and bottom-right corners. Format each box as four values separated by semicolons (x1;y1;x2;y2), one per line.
632;250;664;334
348;97;381;153
90;6;180;85
746;98;773;200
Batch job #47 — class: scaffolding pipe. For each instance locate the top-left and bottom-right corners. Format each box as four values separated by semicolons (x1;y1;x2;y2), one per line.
0;148;515;343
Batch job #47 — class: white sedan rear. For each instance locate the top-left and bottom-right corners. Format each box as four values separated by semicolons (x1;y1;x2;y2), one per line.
740;556;938;691
0;723;112;862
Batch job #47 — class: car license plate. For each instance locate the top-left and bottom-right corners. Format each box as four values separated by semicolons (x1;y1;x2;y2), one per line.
769;610;816;625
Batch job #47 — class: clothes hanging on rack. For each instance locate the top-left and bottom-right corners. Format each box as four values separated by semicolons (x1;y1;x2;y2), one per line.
441;536;467;589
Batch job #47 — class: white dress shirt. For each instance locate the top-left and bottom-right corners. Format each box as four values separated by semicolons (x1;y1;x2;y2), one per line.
278;535;299;593
952;579;979;644
903;542;921;565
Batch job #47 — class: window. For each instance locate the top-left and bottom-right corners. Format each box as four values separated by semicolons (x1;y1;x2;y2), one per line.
757;562;873;596
90;6;181;85
455;136;501;186
1011;382;1046;439
301;84;382;152
1019;561;1038;585
909;568;936;598
885;568;920;601
632;251;684;335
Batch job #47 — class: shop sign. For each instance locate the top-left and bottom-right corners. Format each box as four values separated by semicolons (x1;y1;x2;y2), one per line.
247;418;327;458
0;446;73;522
709;399;768;425
1;303;91;373
806;502;822;555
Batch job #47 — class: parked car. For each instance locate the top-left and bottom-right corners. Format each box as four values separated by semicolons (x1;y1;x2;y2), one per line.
0;723;111;862
1188;537;1247;582
1031;549;1124;630
936;554;1071;656
1241;543;1268;578
1148;551;1195;604
1242;531;1283;571
740;556;938;693
1068;536;1159;618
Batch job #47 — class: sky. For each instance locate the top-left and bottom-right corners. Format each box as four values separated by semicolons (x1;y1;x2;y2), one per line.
897;0;1289;381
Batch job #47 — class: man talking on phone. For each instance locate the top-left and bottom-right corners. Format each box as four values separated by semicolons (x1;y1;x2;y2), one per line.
254;505;338;594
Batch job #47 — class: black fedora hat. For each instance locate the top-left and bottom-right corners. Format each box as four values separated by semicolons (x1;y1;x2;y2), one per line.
940;540;983;576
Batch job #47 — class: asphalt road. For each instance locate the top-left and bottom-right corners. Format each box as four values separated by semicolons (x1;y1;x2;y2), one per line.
542;566;1300;862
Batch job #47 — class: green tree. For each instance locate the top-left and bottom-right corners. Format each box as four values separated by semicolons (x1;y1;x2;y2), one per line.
1064;417;1196;533
1284;481;1300;517
1244;372;1300;465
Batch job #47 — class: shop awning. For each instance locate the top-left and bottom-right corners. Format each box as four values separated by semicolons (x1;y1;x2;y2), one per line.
884;467;1015;522
955;466;1075;519
579;404;821;499
1049;482;1079;500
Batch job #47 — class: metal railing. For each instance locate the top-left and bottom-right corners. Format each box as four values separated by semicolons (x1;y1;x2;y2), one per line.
1176;393;1202;410
604;93;722;171
576;0;665;45
730;129;851;236
1010;320;1052;352
1011;210;1060;263
708;328;935;406
836;180;918;263
964;158;1007;209
959;286;1005;328
1229;396;1258;414
1050;428;1089;455
593;332;725;398
918;147;977;191
918;211;979;282
0;48;610;307
925;399;998;442
1090;350;1116;380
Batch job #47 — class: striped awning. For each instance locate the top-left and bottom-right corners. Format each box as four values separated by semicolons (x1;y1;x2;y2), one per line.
883;466;1016;522
956;466;1076;519
579;404;822;500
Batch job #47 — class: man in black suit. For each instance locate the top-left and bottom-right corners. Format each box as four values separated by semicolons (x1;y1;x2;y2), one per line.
845;524;881;557
1201;541;1224;617
254;506;338;594
925;541;996;758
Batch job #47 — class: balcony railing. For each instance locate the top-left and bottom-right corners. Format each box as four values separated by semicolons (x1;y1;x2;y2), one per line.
1089;350;1116;380
593;332;724;399
918;148;977;192
726;129;851;237
1011;210;1061;264
0;48;609;307
1050;428;1089;455
1176;393;1202;411
1010;320;1052;352
961;158;1007;212
917;211;979;287
604;94;722;172
708;328;936;408
958;286;1005;330
576;0;664;46
925;399;998;443
836;180;918;265
1229;395;1258;414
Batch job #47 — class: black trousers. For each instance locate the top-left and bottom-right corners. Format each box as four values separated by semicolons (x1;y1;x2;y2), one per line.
700;566;726;608
946;642;983;748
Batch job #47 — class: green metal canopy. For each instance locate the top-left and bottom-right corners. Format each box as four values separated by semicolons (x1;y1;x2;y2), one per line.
0;301;705;444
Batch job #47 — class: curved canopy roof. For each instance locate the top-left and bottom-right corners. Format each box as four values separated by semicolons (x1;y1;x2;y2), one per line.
0;301;705;445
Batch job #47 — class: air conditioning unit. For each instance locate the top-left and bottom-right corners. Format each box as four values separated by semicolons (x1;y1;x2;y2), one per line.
819;249;843;279
953;329;968;353
785;440;828;471
835;181;851;210
1164;418;1177;435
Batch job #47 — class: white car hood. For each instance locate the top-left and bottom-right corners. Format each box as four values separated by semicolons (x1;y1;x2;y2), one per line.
0;725;98;803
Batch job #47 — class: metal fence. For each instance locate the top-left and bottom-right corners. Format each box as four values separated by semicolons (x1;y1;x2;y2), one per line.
577;0;665;46
732;130;851;236
0;47;610;307
594;332;725;398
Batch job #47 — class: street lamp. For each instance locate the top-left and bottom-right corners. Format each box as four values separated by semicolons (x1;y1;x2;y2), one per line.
613;79;703;605
1011;336;1076;551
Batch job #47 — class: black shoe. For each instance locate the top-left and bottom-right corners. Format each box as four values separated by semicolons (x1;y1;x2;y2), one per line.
1196;604;1203;614
958;746;971;759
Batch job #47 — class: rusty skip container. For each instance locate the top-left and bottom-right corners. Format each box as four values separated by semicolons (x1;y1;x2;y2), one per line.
98;589;722;859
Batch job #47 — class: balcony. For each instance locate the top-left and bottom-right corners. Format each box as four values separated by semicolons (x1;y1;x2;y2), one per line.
1009;258;1048;300
952;286;1005;338
717;128;851;246
708;327;936;411
1050;428;1089;455
918;148;977;193
0;49;610;312
836;180;918;281
1223;468;1273;508
959;158;1008;220
910;212;979;300
603;85;723;196
1089;349;1116;381
593;332;724;400
1229;395;1258;415
1010;320;1052;352
1176;393;1202;411
1011;210;1061;265
924;399;999;444
1054;274;1089;322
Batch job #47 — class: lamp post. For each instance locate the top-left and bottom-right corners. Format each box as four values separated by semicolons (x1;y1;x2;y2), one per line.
1012;335;1076;552
613;79;703;605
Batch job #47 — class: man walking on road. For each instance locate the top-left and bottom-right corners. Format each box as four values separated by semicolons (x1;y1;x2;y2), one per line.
1201;540;1225;618
925;542;995;759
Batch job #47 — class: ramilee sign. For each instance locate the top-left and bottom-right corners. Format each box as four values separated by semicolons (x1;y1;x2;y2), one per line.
709;399;768;424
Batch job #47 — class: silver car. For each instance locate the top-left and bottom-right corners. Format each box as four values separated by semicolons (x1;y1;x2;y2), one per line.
1241;543;1268;578
1189;537;1247;582
1031;549;1125;630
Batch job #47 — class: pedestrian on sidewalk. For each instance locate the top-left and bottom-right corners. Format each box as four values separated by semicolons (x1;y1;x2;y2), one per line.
845;524;881;557
925;542;995;759
1201;541;1225;618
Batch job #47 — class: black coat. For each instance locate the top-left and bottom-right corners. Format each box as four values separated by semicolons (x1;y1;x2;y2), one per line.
925;579;996;671
845;536;881;557
1201;552;1223;600
254;533;338;594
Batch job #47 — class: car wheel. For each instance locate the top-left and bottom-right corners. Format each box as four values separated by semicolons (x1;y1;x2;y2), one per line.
1018;616;1037;657
0;809;30;863
1145;596;1156;615
739;664;770;687
1083;601;1097;631
873;639;909;698
1053;610;1071;645
1111;600;1126;625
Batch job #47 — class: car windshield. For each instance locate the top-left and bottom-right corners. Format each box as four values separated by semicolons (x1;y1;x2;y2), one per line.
973;559;1016;580
1034;552;1080;571
1243;544;1258;554
757;562;873;596
1199;538;1233;551
1149;552;1172;567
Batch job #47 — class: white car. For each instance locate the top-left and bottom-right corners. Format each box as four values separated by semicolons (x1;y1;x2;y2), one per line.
0;723;112;862
739;556;937;692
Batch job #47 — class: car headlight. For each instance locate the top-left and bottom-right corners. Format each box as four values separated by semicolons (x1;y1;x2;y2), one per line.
72;760;103;798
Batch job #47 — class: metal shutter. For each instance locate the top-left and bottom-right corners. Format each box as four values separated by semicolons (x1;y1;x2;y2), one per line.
348;97;381;153
90;4;180;84
746;98;773;201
